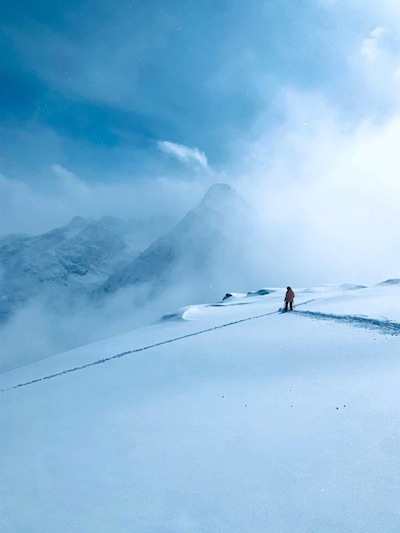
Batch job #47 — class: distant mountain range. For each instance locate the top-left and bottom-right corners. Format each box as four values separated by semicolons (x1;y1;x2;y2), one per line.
0;216;141;321
97;183;250;297
0;184;254;322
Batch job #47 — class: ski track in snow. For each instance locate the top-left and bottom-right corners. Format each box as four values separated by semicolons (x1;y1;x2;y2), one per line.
2;299;399;394
0;309;280;393
296;310;400;335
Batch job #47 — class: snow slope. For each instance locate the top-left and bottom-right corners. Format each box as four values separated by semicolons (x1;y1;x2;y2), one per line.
299;280;400;322
1;284;400;532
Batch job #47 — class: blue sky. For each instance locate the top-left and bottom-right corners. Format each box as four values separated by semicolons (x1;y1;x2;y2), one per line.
0;0;382;182
2;0;400;283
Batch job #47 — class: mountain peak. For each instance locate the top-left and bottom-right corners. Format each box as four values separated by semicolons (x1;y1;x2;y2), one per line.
205;183;234;195
200;183;236;204
198;183;245;212
67;216;89;230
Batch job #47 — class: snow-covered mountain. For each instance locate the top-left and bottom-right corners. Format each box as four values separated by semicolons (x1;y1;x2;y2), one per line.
1;281;399;532
0;184;251;323
98;183;252;297
0;216;141;321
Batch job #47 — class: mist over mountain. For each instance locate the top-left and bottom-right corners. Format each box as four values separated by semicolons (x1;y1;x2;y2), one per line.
0;183;255;323
0;183;264;371
97;183;256;300
0;216;139;322
0;208;184;322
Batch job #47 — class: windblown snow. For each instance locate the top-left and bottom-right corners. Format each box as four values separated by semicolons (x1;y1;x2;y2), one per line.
1;282;400;532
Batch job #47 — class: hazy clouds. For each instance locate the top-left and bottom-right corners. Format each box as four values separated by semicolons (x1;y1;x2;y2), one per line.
235;90;400;285
0;169;208;236
2;0;400;369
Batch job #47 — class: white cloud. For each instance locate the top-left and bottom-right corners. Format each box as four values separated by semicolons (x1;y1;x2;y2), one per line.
51;163;89;195
157;141;209;169
345;24;400;107
51;163;77;180
361;26;387;60
235;90;400;285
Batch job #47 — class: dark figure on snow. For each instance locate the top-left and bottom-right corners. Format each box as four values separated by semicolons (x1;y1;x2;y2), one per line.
284;287;295;311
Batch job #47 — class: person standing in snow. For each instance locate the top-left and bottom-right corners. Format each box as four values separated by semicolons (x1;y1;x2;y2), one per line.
284;287;295;311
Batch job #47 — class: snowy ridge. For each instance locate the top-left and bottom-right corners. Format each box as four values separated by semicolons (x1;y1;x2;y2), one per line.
2;282;399;392
10;301;399;394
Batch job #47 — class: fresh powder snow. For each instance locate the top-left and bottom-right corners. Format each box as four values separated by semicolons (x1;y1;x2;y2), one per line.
1;283;400;532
